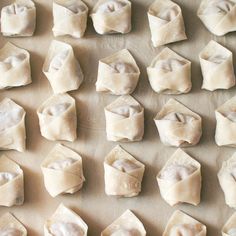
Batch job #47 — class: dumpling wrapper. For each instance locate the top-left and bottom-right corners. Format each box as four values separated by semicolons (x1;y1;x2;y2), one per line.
157;148;201;206
0;42;31;89
0;98;26;152
154;98;202;147
43;40;83;94
90;0;132;34
96;49;140;95
104;145;145;197
222;212;236;236
1;0;36;37
147;47;191;94
37;93;77;142
101;209;146;236
197;0;236;36
199;40;235;91
104;95;144;142
0;212;27;236
41;143;85;197
0;155;24;207
163;210;207;236
52;0;88;38
218;152;236;208
44;204;88;236
147;0;187;47
215;95;236;147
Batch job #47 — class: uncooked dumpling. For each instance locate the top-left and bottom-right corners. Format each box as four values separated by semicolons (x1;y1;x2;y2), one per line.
90;0;132;34
1;0;36;37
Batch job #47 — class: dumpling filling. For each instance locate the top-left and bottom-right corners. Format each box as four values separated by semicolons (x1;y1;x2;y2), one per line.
0;106;23;132
0;54;26;72
42;103;70;116
63;2;87;13
228;228;236;236
162;112;196;123
160;164;197;184
170;223;203;236
0;228;23;236
154;58;186;73
111;228;141;236
49;222;84;236
109;62;136;74
112;159;140;173
226;111;236;122
204;54;227;66
96;0;126;14
111;105;140;117
47;158;77;170
49;50;69;72
202;0;235;15
2;4;29;15
0;172;17;186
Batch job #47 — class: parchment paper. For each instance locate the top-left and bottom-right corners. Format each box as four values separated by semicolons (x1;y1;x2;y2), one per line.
0;0;235;235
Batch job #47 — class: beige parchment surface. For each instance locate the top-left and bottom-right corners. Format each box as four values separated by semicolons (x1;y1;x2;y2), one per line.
0;0;235;235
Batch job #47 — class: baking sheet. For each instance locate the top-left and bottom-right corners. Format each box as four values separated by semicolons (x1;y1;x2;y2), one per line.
0;0;235;235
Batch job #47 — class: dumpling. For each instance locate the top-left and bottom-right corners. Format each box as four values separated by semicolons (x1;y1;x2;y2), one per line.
215;96;236;147
90;0;131;34
218;152;236;208
104;95;144;142
52;0;88;38
163;210;206;236
96;49;140;95
43;40;83;94
147;47;191;94
101;210;146;236
147;0;187;47
0;98;26;152
197;0;236;36
0;42;31;89
199;40;235;91
44;204;88;236
1;0;36;37
41;143;85;197
222;212;236;236
0;155;24;207
37;93;77;142
154;99;202;147
104;145;145;197
157;148;201;206
0;212;27;236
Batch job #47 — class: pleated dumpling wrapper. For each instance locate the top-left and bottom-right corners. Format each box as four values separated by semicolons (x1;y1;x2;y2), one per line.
218;152;236;208
147;47;191;94
101;209;146;236
222;212;236;236
37;93;77;142
0;155;24;207
157;149;201;206
41;143;85;197
147;0;187;47
163;210;207;236
43;40;83;94
0;42;31;89
0;212;27;235
44;204;88;236
199;40;235;91
197;0;236;36
96;49;140;95
215;96;236;147
154;99;202;147
104;145;145;197
104;95;144;142
52;0;88;38
0;98;26;152
90;0;132;34
1;0;36;37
